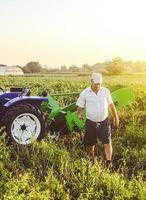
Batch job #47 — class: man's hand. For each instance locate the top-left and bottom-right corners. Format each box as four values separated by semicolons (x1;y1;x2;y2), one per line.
113;116;119;127
109;103;119;128
78;113;84;119
77;107;84;119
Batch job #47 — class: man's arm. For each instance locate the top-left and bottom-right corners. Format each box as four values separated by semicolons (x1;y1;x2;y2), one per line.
109;103;119;127
77;106;84;119
76;91;85;119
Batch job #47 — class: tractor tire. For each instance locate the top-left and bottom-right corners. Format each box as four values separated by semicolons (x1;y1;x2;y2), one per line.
3;104;48;145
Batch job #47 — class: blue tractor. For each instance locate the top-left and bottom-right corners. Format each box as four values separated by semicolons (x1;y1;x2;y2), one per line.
0;87;49;145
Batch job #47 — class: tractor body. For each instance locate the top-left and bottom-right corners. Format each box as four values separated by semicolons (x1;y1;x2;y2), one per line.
0;88;48;120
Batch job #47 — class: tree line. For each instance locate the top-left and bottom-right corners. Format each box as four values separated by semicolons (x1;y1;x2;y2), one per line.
20;57;146;75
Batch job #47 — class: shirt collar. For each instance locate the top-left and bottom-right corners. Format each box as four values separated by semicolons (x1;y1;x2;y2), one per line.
89;86;103;93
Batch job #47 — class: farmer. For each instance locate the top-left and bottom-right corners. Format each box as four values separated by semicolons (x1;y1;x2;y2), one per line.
76;73;119;167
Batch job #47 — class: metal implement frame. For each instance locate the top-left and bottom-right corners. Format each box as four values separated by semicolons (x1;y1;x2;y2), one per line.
42;87;135;133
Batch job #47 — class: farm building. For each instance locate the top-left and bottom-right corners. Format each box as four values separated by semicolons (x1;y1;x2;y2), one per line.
0;65;24;75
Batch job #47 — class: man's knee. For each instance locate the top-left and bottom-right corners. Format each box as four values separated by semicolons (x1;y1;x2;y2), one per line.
104;143;113;160
104;142;112;149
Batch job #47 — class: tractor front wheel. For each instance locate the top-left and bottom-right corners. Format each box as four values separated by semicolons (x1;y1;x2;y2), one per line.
3;104;48;145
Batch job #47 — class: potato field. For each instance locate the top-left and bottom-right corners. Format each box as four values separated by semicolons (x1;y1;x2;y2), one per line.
0;74;146;200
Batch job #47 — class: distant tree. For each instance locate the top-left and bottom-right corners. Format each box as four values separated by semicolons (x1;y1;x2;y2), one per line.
82;64;91;72
61;65;67;71
0;64;6;67
41;68;49;73
124;61;134;73
105;57;125;75
132;61;146;72
69;64;79;72
23;62;42;73
15;65;22;69
91;63;106;73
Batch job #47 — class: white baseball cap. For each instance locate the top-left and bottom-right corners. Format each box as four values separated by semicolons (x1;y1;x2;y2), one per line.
91;73;102;84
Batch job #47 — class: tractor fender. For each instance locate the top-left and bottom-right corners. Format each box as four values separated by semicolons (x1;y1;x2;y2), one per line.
4;96;48;109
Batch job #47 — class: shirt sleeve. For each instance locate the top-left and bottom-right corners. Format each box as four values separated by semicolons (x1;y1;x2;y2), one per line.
106;89;113;105
76;91;86;108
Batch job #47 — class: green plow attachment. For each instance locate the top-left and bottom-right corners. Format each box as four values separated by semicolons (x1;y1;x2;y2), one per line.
111;87;135;107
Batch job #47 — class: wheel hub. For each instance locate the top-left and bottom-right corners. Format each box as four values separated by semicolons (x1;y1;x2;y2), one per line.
21;124;26;131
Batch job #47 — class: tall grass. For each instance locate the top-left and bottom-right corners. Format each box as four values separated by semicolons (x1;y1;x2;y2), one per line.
0;75;146;199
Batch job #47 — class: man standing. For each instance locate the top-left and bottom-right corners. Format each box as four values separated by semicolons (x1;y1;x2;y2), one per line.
76;73;119;167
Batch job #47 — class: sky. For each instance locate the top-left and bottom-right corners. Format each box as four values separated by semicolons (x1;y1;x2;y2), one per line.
0;0;146;67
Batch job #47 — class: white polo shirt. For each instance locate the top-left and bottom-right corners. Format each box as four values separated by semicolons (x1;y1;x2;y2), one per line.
76;87;113;122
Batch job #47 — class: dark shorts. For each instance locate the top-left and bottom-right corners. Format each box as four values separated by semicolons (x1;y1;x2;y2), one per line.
83;117;111;146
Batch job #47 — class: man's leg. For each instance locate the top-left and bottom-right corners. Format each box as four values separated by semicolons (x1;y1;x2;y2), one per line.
83;119;97;163
99;118;112;167
86;145;95;158
104;142;112;167
104;142;112;160
86;145;95;163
